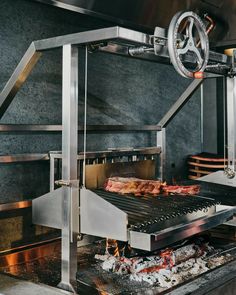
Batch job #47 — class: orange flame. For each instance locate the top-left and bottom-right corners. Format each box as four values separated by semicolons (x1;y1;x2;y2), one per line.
106;239;120;257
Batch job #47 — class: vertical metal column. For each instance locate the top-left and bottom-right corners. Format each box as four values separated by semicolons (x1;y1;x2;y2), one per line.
226;77;236;172
157;128;166;181
49;154;55;192
58;44;79;292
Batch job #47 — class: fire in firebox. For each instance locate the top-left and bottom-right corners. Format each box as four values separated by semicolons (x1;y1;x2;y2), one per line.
95;236;233;289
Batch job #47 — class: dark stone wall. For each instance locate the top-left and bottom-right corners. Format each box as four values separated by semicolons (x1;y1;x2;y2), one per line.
0;0;201;204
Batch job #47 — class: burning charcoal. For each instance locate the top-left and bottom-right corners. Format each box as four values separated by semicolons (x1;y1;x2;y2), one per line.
96;239;233;290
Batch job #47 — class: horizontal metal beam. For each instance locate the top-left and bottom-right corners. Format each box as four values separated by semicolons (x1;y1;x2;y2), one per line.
0;200;32;212
0;124;62;132
50;146;161;160
0;26;228;122
34;27;150;51
0;153;49;163
158;79;203;128
0;124;161;132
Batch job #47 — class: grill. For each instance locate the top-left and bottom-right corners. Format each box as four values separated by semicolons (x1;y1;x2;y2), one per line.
80;187;236;251
93;189;218;226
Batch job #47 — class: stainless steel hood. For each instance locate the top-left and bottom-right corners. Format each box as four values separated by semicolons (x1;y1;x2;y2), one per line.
33;0;236;47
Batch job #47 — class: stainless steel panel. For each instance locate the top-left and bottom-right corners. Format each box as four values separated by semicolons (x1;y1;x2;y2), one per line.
85;160;156;189
80;188;128;241
156;128;165;181
32;188;63;229
198;170;236;186
130;205;236;251
227;77;236;172
34;26;120;50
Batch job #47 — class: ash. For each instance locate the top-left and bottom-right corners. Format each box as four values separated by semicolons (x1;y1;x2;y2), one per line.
95;241;232;289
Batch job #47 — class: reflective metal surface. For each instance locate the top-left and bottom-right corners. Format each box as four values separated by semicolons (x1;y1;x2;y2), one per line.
49;149;159;191
0;153;49;163
0;124;161;132
198;170;236;187
0;200;32;212
80;188;128;241
32;188;63;229
0;26;229;120
130;205;236;251
226;77;236;173
58;44;79;292
3;22;229;292
80;189;236;251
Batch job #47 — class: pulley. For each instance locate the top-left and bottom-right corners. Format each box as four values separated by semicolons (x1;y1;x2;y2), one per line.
167;11;209;78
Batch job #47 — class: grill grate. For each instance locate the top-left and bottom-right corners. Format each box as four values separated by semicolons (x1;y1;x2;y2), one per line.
92;189;220;232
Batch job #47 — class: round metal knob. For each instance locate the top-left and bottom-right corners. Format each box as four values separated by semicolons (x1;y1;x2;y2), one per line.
224;167;236;179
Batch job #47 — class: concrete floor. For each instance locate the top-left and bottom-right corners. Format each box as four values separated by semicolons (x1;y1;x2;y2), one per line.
0;274;71;295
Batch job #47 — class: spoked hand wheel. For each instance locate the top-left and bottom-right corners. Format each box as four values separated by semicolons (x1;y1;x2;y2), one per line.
168;11;209;78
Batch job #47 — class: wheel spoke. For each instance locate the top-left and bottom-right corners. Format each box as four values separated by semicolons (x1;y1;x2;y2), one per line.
186;17;194;42
177;46;189;55
190;46;203;65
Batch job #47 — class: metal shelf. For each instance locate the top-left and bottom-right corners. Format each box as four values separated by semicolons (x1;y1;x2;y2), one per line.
0;200;32;212
0;124;161;132
49;146;161;160
0;153;49;163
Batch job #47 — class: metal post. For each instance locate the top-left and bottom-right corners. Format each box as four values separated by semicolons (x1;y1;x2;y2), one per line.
49;154;55;192
226;77;236;172
58;44;79;292
157;128;166;181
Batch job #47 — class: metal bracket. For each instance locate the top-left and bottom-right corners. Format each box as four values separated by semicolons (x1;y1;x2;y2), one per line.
228;50;236;77
153;27;167;54
55;179;80;188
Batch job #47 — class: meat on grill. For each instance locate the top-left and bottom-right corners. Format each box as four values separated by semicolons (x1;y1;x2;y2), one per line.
104;177;161;196
162;184;200;195
104;177;200;196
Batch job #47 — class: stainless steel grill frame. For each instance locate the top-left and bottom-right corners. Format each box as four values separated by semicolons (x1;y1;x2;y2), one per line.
0;23;232;291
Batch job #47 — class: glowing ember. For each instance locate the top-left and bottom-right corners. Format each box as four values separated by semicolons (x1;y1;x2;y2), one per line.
95;240;233;289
